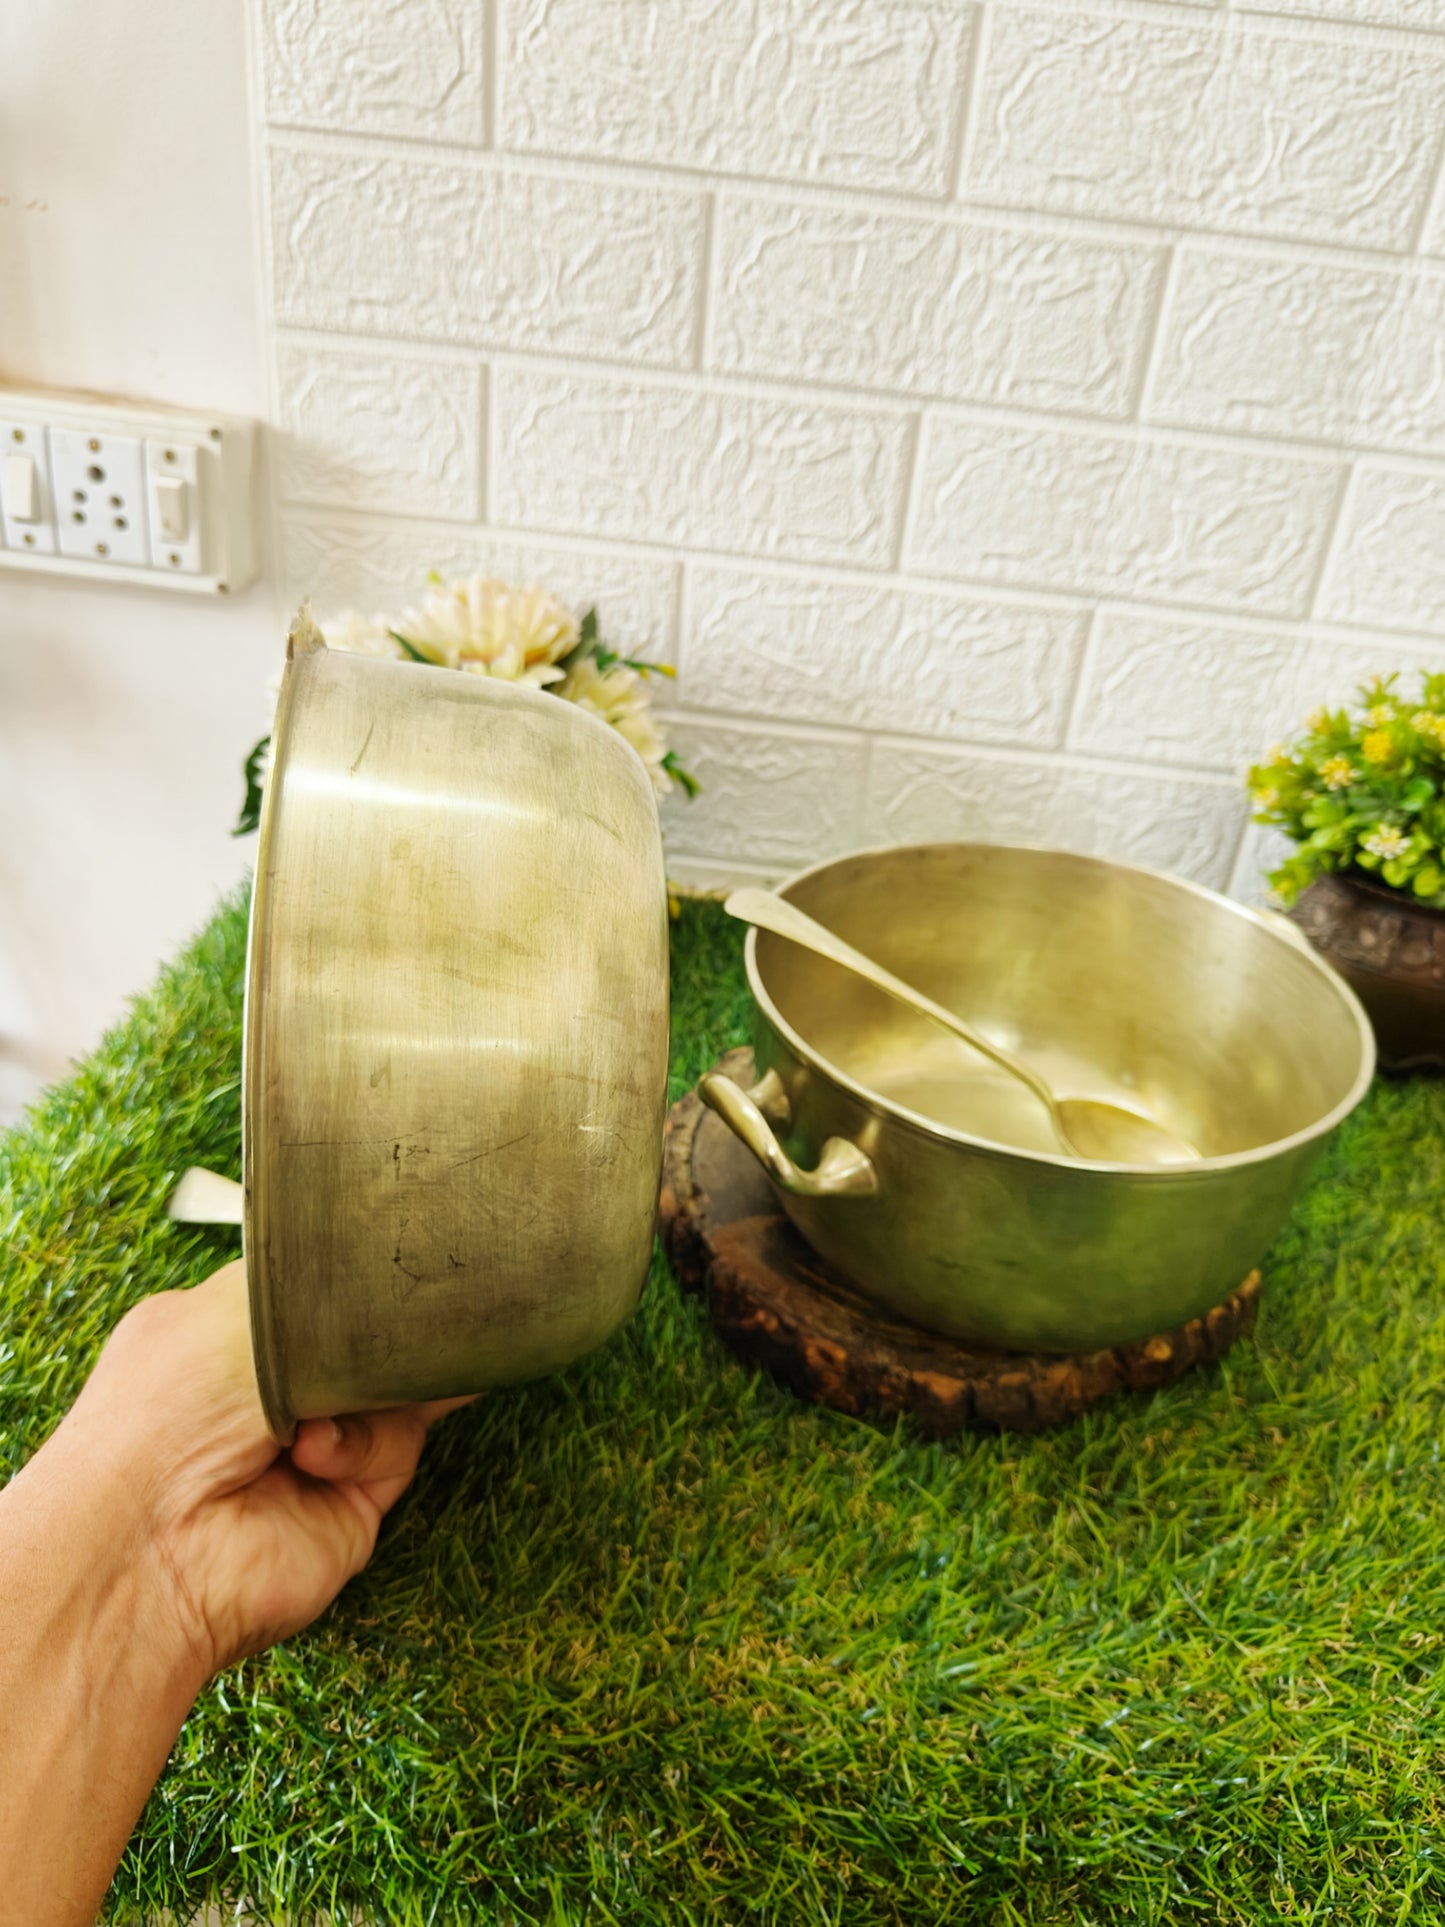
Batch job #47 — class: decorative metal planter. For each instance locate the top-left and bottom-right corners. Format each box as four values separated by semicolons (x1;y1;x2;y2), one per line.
1291;871;1445;1074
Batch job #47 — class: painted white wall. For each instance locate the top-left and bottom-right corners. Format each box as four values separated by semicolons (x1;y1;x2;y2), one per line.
0;0;277;1116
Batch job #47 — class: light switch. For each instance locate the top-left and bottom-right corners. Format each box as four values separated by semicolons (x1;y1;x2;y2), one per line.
144;439;204;574
154;475;188;542
0;422;56;554
3;452;38;522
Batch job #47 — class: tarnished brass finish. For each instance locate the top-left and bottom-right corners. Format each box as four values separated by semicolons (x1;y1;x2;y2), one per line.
244;626;670;1440
720;885;1199;1165
707;842;1374;1354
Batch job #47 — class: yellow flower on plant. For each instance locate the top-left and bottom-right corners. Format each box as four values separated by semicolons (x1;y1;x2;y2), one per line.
1414;710;1445;747
1368;703;1395;726
1363;824;1409;860
1362;729;1395;765
1253;786;1280;810
1319;754;1354;790
1307;707;1330;732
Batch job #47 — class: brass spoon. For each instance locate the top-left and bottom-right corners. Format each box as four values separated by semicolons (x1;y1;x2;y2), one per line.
724;888;1198;1167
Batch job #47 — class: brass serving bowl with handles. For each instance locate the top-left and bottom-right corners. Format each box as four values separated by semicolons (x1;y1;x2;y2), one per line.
701;842;1374;1353
243;616;669;1440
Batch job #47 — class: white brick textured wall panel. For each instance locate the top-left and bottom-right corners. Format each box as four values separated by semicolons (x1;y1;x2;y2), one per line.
1305;636;1445;711
712;197;1163;418
268;143;705;368
657;718;869;869
967;8;1444;250
908;418;1343;617
1238;0;1445;30
280;513;680;660
1070;613;1305;771
683;565;1087;748
1417;169;1445;260
274;342;481;519
261;0;484;143
494;369;912;569
1320;468;1445;633
1152;251;1445;457
866;741;1246;887
1071;614;1444;774
501;0;974;195
1228;820;1296;909
254;0;1445;894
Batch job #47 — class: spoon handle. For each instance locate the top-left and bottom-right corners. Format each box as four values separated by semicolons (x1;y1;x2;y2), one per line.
722;887;1063;1131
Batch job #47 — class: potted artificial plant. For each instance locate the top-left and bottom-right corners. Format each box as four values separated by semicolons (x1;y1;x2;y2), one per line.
1249;673;1445;1072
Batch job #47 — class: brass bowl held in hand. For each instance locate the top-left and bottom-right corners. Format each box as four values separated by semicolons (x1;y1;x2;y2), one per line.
701;843;1374;1353
243;618;670;1440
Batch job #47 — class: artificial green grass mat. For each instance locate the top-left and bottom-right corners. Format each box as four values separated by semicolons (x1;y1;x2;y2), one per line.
3;894;1445;1924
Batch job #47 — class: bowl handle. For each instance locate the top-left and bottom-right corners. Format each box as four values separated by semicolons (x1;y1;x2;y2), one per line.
699;1071;877;1198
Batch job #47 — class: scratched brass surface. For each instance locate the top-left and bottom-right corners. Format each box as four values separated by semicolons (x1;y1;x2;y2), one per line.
706;843;1375;1353
244;629;670;1439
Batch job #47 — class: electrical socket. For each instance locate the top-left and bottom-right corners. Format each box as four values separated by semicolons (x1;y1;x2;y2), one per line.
0;385;256;595
50;428;150;567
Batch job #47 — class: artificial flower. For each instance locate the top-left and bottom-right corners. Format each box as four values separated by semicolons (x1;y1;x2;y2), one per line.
394;576;579;685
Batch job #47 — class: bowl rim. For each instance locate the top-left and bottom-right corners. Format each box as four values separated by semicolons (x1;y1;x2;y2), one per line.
744;840;1378;1180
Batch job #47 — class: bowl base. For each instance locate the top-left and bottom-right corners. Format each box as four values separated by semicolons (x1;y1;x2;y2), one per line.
661;1049;1260;1436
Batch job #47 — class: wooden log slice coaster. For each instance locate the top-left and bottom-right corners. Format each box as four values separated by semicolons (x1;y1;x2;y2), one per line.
660;1048;1260;1437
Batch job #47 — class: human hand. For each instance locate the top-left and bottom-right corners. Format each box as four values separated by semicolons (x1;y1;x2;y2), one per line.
0;1261;469;1923
43;1260;469;1681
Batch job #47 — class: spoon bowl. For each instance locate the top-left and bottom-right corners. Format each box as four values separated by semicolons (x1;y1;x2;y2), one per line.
1054;1097;1198;1166
723;886;1198;1166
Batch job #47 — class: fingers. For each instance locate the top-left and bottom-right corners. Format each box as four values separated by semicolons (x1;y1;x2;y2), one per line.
290;1407;428;1488
291;1393;475;1479
414;1393;478;1427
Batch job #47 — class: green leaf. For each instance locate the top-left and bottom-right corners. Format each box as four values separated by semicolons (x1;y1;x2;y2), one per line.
232;735;271;837
662;750;700;799
1402;776;1435;811
388;629;434;664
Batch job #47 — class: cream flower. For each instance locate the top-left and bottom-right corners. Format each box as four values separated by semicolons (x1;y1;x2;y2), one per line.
320;609;400;660
1368;703;1395;726
1307;707;1331;732
1363;824;1409;860
393;575;579;685
1319;755;1354;791
558;654;672;794
1414;710;1445;746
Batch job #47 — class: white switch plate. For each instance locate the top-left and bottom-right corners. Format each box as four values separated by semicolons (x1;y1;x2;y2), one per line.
0;386;256;595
